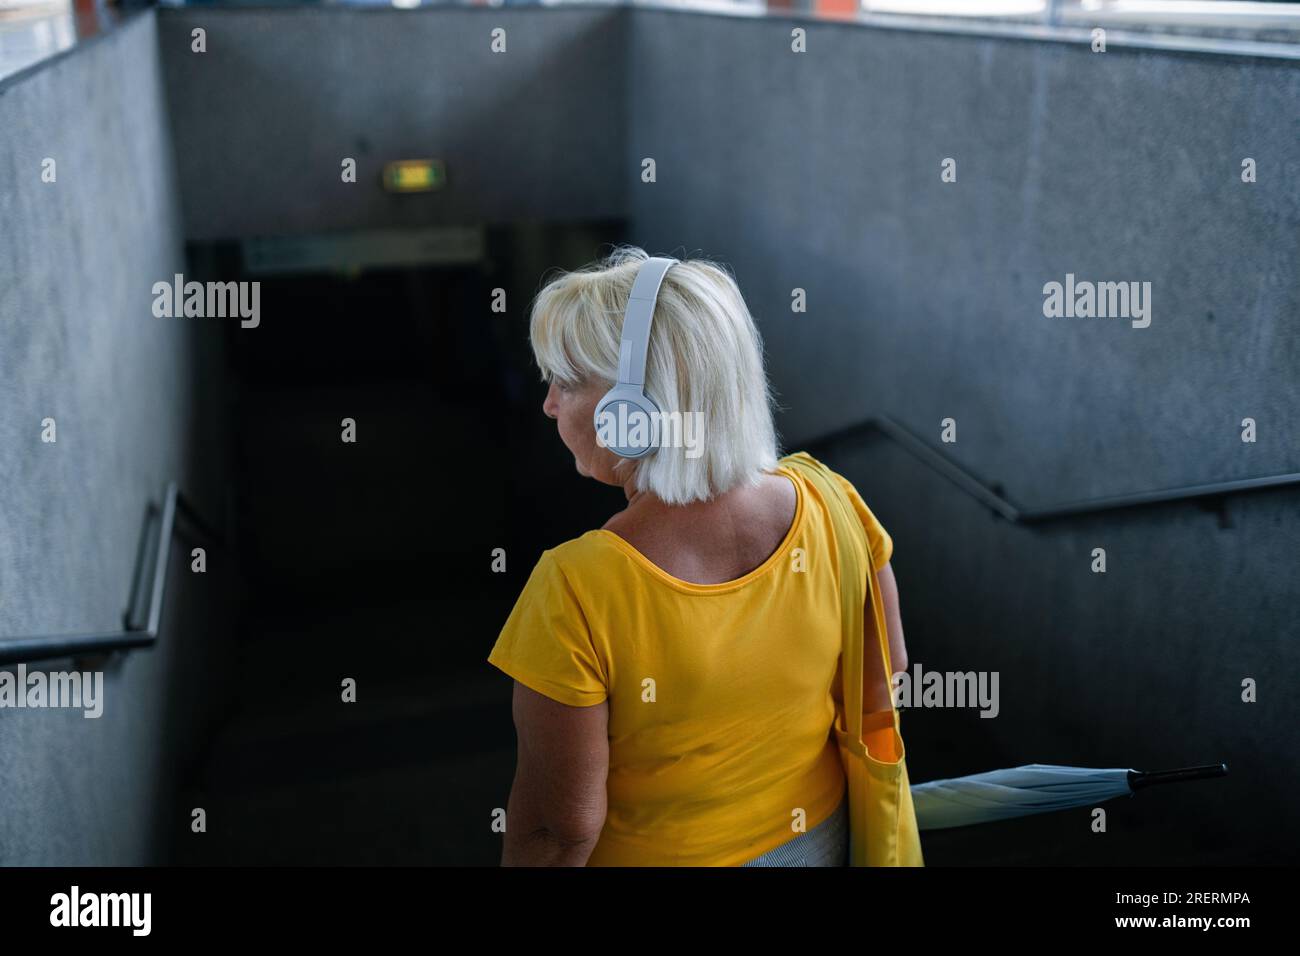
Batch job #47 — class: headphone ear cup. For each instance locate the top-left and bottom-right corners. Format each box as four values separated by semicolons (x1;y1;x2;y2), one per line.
594;388;661;459
630;395;662;456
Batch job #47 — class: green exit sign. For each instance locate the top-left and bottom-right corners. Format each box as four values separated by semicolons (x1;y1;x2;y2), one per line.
382;159;446;193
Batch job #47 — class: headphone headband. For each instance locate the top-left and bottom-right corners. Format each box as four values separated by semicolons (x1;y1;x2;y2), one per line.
592;255;678;460
616;256;677;389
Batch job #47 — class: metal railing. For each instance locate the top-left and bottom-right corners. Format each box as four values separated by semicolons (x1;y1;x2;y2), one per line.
0;483;225;666
804;415;1300;523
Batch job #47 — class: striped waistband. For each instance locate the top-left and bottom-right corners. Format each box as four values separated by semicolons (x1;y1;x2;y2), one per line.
740;789;849;867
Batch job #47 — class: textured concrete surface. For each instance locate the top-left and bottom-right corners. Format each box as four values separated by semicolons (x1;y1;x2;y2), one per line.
0;12;233;865
156;7;629;240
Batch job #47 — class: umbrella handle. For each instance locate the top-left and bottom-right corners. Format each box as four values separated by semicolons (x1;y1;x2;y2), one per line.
1128;764;1228;791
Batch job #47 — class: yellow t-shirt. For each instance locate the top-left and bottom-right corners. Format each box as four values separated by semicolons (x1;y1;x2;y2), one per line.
486;451;893;866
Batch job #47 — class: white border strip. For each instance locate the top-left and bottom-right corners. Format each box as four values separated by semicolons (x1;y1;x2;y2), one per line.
626;0;1300;60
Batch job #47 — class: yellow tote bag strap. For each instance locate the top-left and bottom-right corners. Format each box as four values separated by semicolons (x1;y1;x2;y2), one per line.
783;452;924;867
784;452;880;744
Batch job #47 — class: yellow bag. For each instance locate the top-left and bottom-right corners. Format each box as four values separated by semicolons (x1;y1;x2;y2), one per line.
785;452;924;867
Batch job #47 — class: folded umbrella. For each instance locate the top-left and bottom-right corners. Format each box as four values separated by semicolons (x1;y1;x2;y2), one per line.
911;763;1227;831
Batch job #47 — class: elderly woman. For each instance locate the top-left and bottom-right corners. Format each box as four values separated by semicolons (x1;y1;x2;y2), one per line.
487;246;908;866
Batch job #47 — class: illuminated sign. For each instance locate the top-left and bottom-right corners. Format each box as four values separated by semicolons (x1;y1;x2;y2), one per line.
382;159;445;193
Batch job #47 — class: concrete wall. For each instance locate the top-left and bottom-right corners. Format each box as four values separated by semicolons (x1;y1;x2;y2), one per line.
3;4;1293;864
0;11;232;864
156;6;628;240
149;4;1300;863
625;12;1299;862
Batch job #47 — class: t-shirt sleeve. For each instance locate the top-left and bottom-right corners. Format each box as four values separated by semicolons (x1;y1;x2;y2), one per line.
831;472;894;572
486;550;608;707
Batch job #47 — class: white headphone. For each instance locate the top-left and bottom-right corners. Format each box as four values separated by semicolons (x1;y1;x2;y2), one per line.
592;256;679;459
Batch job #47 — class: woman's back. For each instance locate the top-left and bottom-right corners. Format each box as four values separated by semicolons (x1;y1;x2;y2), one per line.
486;453;893;866
600;471;799;585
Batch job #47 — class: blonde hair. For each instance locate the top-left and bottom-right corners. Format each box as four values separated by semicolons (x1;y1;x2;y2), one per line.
528;245;782;505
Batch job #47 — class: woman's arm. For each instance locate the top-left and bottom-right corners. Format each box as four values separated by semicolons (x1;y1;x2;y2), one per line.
864;560;908;714
500;681;610;866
